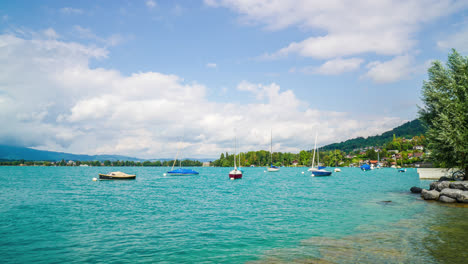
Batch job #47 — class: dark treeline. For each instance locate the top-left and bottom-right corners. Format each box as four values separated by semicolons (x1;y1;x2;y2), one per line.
212;134;428;167
0;159;203;167
321;119;426;152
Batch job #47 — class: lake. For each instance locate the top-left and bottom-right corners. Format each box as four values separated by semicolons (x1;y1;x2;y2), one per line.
0;167;466;263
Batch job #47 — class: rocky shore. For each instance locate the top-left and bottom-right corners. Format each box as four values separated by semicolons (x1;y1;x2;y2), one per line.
411;181;468;203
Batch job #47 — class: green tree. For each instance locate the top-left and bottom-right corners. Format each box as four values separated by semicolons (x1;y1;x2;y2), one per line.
419;49;468;176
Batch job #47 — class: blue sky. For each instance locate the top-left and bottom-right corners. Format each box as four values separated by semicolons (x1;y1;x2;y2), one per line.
1;0;467;158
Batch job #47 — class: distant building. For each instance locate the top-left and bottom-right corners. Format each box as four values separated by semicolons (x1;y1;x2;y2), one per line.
413;145;424;151
202;162;211;167
414;152;423;158
370;160;378;164
292;160;299;166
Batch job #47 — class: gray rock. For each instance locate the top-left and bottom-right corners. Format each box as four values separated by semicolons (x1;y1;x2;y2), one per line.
449;181;468;191
435;181;451;191
421;189;440;200
429;181;438;190
440;188;463;199
410;186;422;193
456;191;468;203
439;195;457;203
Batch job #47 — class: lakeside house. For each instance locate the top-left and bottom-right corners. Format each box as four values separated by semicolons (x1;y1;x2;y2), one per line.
202;162;211;167
292;160;299;166
413;145;424;150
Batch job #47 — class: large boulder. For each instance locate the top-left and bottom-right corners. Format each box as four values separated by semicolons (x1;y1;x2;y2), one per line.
449;181;468;191
456;191;468;203
439;195;457;203
410;187;422;193
421;189;440;200
440;188;463;199
436;181;451;191
429;181;438;190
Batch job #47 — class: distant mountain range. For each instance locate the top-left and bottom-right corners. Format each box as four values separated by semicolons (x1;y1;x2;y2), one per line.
321;119;426;152
0;145;215;162
0;145;143;162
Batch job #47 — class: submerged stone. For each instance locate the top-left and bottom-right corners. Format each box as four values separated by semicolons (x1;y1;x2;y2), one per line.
410;187;422;193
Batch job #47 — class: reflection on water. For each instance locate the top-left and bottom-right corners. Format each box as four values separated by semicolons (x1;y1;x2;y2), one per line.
250;201;467;264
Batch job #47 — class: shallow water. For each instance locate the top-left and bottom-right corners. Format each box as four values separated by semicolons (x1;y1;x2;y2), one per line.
0;167;466;263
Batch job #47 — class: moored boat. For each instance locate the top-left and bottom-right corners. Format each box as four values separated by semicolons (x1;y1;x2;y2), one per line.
267;130;280;172
360;164;371;171
229;137;242;180
308;132;332;177
167;168;199;176
167;138;199;176
99;171;136;180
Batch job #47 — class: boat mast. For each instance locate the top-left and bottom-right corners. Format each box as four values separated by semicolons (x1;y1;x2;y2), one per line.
234;136;237;170
311;132;317;168
270;129;273;166
171;142;181;171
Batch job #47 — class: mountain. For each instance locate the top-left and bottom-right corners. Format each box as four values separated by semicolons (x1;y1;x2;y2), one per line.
0;145;141;162
0;145;215;162
320;119;427;152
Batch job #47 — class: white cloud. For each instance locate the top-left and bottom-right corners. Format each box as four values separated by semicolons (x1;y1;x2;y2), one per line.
60;7;83;15
206;62;217;68
146;0;157;9
437;26;468;53
43;28;59;39
363;55;416;84
0;31;406;158
207;0;468;59
301;58;364;75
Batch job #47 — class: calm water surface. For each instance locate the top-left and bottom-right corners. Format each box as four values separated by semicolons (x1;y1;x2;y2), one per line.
0;167;466;263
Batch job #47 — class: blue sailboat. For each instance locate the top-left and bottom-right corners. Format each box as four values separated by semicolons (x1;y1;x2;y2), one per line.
167;140;199;176
308;132;332;176
360;164;371;171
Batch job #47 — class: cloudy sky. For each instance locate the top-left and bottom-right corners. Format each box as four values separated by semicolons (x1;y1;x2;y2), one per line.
0;0;467;159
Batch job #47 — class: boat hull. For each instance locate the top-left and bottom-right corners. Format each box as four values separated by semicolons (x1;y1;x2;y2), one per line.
311;171;332;176
229;169;242;179
267;167;280;172
167;173;198;176
229;173;242;179
99;174;136;180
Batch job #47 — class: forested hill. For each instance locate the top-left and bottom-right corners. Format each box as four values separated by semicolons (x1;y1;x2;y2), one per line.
321;119;426;152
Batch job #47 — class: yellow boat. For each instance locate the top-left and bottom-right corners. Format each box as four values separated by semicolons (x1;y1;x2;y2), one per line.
99;171;136;180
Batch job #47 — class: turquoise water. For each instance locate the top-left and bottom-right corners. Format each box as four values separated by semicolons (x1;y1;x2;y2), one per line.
0;167;466;263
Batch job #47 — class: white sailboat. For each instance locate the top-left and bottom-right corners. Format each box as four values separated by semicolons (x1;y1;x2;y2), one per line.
267;130;280;172
229;137;243;179
308;133;332;176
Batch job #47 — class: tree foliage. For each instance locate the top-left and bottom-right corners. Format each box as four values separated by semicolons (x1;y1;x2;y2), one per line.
419;49;468;175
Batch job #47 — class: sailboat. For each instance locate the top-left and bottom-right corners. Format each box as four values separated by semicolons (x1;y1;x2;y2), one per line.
308;133;332;176
229;137;243;179
398;153;406;172
167;140;199;176
267;130;280;172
